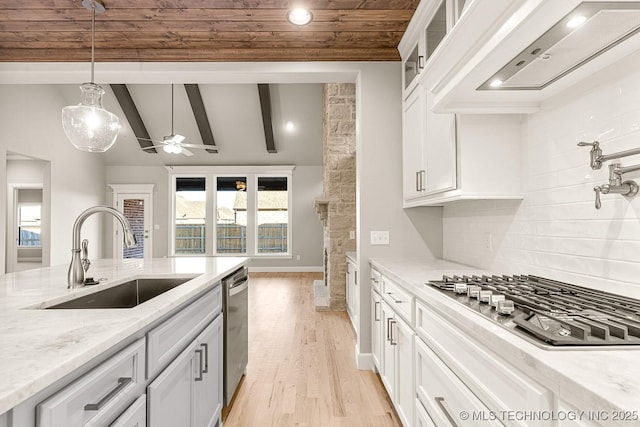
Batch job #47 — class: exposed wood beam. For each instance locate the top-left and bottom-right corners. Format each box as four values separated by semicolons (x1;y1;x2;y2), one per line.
184;84;217;154
258;84;276;154
110;84;156;153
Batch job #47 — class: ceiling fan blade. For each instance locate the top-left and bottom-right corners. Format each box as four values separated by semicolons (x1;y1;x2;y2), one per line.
142;144;167;150
181;148;195;157
179;143;213;149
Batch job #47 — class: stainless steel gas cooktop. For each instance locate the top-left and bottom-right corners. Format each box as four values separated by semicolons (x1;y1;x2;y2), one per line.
428;275;640;348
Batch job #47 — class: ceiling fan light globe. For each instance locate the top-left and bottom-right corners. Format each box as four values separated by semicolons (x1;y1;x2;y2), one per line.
163;144;182;154
62;84;120;152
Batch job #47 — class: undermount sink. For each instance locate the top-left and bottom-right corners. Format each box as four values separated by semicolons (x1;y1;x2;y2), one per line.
45;278;191;309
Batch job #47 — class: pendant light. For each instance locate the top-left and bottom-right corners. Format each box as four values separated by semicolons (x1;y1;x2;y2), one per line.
62;0;119;152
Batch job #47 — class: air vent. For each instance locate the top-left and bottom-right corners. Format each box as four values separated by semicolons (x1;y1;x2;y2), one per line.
478;2;640;91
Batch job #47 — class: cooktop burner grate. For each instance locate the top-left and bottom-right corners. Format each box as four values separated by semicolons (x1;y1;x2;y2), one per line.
428;275;640;347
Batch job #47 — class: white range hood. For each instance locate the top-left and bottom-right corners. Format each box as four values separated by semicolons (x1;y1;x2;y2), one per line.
422;0;640;113
479;2;640;90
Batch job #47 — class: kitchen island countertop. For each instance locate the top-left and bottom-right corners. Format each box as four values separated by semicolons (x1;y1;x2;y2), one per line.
0;256;247;415
370;257;640;426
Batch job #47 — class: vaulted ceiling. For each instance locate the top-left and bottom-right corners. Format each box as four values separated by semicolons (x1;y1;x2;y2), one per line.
0;0;419;62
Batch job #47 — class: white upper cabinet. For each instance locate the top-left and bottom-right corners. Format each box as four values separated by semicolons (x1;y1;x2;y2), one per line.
409;0;640;113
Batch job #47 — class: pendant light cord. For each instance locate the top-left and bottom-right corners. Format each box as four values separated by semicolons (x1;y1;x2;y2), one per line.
171;84;175;135
90;1;96;83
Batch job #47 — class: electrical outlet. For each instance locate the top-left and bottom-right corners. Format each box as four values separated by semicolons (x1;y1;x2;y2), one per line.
484;232;493;252
296;255;301;261
370;231;390;245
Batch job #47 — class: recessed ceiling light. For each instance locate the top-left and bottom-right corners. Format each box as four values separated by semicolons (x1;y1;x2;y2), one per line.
285;121;296;132
489;79;503;88
566;15;587;29
287;7;313;25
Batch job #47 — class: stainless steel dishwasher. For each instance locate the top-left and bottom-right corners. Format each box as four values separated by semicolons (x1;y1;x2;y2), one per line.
222;266;248;406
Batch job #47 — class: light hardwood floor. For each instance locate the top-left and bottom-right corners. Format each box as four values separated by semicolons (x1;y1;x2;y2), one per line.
223;272;402;427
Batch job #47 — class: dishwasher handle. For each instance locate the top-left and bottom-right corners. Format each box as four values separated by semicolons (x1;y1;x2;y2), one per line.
228;279;248;297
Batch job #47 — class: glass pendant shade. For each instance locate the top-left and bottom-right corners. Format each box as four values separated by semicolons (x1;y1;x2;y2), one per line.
62;82;120;152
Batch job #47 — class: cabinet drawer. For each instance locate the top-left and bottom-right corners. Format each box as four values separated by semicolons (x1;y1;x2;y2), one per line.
147;285;221;378
416;398;436;427
382;277;414;324
371;268;382;293
415;336;504;427
110;394;146;427
415;300;552;427
37;338;145;427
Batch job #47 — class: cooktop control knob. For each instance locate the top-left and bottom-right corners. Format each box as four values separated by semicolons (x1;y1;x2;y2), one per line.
479;290;492;303
496;300;515;315
489;294;505;308
454;283;468;294
467;285;481;299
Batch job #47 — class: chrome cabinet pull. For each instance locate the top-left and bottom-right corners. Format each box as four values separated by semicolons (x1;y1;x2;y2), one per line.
201;343;209;373
390;319;397;346
84;377;132;411
195;349;204;381
435;397;459;427
354;271;357;286
416;171;420;192
386;317;393;341
418;55;425;69
374;301;381;321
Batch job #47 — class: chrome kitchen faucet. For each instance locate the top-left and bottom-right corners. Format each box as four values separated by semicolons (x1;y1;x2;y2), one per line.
578;141;640;209
68;206;137;288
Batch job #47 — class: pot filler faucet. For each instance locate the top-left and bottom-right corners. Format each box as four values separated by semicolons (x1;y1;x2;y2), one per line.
68;206;137;288
578;141;640;209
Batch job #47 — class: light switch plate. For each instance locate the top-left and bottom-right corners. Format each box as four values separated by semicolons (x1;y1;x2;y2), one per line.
370;231;390;245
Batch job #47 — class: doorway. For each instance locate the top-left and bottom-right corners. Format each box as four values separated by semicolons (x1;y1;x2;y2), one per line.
110;184;154;260
5;154;51;273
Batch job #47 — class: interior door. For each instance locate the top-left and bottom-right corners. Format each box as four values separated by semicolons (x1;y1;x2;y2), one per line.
115;193;152;259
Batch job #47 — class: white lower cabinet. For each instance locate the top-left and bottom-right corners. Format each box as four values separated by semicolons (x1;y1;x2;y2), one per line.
371;290;382;370
380;300;414;427
346;257;359;334
415;336;505;427
148;313;223;427
380;301;396;400
110;394;146;427
394;314;414;427
36;338;146;427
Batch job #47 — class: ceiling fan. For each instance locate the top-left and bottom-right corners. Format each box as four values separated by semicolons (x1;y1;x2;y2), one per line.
139;84;209;156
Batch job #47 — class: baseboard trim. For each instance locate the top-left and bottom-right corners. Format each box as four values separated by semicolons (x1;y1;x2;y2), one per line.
248;266;323;273
355;347;375;371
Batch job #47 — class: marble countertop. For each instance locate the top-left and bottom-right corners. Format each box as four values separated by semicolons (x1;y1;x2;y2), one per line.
0;256;247;415
370;257;640;426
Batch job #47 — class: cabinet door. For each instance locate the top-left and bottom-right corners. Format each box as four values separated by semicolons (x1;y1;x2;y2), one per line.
109;395;146;427
346;261;353;318
147;342;195;427
371;291;382;370
194;315;224;427
380;302;396;400
423;90;456;195
394;316;414;427
403;86;426;201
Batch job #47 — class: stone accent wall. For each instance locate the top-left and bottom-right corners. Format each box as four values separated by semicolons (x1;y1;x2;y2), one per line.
321;83;356;311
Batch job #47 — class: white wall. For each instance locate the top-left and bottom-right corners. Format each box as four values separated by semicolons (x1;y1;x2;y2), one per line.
443;51;640;297
355;63;443;358
0;85;106;273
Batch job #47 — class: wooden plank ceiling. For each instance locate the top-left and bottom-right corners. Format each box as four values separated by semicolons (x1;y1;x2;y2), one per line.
0;0;419;62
